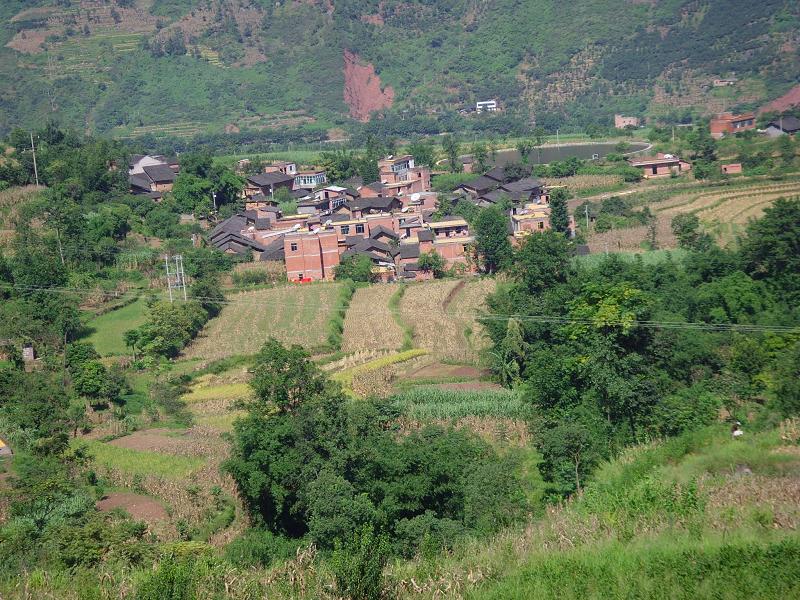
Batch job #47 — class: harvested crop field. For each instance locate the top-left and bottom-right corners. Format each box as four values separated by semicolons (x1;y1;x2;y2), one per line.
342;284;404;352
184;283;342;361
96;492;168;523
108;428;222;458
400;278;496;362
588;181;800;251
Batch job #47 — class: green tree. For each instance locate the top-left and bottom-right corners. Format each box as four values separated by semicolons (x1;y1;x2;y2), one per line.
474;206;511;274
171;174;213;215
442;135;461;173
335;255;376;283
408;138;436;168
549;187;570;235
417;250;446;278
740;197;800;303
471;141;489;173
516;139;534;164
513;230;572;294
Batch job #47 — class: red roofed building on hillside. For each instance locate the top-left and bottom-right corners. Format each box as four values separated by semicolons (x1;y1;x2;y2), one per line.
709;112;756;138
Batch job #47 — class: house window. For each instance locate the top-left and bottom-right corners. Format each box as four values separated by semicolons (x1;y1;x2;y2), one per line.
538;222;544;229
290;243;298;251
651;165;658;175
341;225;350;235
355;224;365;234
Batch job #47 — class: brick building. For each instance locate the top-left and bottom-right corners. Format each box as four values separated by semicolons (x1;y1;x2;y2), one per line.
283;230;340;281
709;112;756;138
627;153;691;178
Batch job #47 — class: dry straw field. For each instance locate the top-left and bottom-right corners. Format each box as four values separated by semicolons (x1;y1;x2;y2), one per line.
400;278;496;363
342;284;405;352
588;180;800;252
184;283;343;361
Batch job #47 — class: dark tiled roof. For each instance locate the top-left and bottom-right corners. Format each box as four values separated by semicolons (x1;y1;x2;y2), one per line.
129;173;152;191
344;235;364;246
484;166;506;182
248;172;295;187
403;261;420;271
142;164;177;183
369;225;399;240
501;177;543;193
416;229;434;242
399;243;420;259
254;218;272;230
259;237;285;261
769;116;800;132
365;181;384;193
460;176;498;193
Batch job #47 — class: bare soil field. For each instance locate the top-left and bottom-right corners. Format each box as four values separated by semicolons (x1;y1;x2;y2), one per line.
96;492;168;524
108;428;222;457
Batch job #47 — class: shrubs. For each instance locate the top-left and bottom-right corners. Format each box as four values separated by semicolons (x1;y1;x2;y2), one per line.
330;525;391;600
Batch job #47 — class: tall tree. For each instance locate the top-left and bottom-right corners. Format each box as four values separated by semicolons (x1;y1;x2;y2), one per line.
548;187;570;235
442;135;461;173
474;207;512;274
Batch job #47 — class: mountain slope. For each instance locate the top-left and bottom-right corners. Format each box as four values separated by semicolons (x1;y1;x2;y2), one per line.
0;0;798;137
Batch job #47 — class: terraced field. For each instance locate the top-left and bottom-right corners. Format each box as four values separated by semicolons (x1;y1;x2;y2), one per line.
588;180;800;251
183;283;343;362
342;284;405;352
400;278;496;363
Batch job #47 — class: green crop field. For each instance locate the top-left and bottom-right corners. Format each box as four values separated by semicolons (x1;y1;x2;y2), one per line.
79;440;204;480
390;386;522;420
183;283;343;361
85;297;149;356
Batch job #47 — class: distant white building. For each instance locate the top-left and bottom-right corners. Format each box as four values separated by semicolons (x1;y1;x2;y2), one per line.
476;99;498;114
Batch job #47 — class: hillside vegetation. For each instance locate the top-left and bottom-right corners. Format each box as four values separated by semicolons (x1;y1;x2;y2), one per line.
1;0;798;137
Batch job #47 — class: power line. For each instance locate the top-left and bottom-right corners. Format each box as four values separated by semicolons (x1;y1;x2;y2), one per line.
1;282;796;335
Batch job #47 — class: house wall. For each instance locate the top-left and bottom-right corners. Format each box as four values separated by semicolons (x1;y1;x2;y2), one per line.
721;163;743;174
614;115;640;128
152;182;174;193
284;232;339;281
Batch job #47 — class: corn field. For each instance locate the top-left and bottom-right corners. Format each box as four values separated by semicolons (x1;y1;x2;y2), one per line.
390;386;522;420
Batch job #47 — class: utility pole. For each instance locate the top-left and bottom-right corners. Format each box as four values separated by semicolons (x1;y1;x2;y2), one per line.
585;204;590;231
175;255;187;301
556;129;560;146
30;132;39;187
164;255;174;303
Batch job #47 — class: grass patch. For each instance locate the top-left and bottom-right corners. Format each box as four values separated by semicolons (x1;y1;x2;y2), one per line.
78;440;204;479
388;284;414;351
84;297;148;356
182;382;251;404
473;536;800;599
574;248;688;269
193;412;244;432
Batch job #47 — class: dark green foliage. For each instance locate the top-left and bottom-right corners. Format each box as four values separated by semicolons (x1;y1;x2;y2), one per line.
335;255;376;283
417;250;446;278
224;339;527;554
474;206;512;273
483;206;800;496
548;187;570;235
671;213;712;251
330;525;391;600
740;197;800;304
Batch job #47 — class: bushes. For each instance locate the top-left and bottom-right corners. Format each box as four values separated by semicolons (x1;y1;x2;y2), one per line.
330;525;391;600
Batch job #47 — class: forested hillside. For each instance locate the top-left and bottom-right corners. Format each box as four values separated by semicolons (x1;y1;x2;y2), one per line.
1;0;798;138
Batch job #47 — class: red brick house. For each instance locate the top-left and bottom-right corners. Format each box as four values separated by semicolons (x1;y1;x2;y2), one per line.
284;230;340;281
627;153;691;178
709;112;756;138
721;163;743;175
